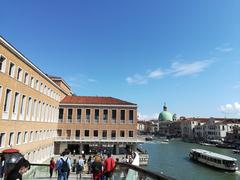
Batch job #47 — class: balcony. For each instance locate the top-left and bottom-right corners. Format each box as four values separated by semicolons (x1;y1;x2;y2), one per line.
54;136;143;143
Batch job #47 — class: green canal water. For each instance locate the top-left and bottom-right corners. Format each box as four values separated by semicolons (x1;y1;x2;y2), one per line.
141;139;240;180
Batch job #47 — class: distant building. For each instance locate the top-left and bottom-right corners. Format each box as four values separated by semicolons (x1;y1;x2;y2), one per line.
55;96;138;155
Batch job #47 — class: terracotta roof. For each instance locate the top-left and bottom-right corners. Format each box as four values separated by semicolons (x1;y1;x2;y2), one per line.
61;96;137;106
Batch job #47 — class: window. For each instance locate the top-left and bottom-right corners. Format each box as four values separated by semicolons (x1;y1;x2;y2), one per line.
112;110;116;123
129;131;134;137
35;80;39;90
59;108;64;121
120;110;125;123
23;131;28;143
0;133;6;148
40;83;43;93
32;99;37;121
102;130;107;139
12;92;20;117
77;109;81;122
9;62;15;78
24;72;29;85
120;130;125;137
17;132;22;145
75;130;80;139
20;95;26;119
30;77;34;88
85;130;89;137
94;109;99;123
111;130;116;139
94;130;98;137
0;55;6;73
8;132;14;147
17;68;23;81
29;131;33;142
129;110;134;123
68;109;73;122
103;109;108;123
26;97;32;120
66;130;71;139
57;129;62;136
86;109;90;123
3;89;12;117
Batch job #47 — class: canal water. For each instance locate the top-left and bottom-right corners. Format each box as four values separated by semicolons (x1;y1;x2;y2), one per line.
141;139;240;180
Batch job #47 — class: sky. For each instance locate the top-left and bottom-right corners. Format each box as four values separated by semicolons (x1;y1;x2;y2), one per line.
1;0;240;119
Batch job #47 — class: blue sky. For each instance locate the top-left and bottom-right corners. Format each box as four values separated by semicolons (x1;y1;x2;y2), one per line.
1;0;240;119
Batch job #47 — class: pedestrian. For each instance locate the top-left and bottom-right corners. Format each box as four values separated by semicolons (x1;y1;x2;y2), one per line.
87;156;92;174
49;157;56;178
56;151;71;180
103;152;115;180
76;155;84;180
5;158;30;180
91;155;103;180
0;155;5;180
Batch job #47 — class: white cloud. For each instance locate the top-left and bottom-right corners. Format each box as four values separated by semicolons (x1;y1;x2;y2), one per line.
138;112;159;120
126;74;148;85
220;102;240;114
215;44;233;53
171;60;212;77
126;60;212;85
148;69;165;78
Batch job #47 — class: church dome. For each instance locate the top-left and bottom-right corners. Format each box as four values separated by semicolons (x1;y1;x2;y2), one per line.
158;103;173;121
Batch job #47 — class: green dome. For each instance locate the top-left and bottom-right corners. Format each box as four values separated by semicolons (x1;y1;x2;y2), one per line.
158;111;173;121
158;103;173;121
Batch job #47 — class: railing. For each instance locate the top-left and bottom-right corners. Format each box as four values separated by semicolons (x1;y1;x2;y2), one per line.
23;162;175;180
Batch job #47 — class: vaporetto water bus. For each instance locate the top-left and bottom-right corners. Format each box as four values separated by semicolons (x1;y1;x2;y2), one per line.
189;149;238;171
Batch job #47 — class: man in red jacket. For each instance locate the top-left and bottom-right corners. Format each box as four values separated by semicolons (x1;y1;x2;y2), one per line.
104;152;115;179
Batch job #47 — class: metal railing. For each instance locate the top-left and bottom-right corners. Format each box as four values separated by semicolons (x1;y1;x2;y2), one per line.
23;162;175;180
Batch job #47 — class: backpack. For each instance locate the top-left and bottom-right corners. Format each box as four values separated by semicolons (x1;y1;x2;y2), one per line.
76;162;83;172
60;158;69;173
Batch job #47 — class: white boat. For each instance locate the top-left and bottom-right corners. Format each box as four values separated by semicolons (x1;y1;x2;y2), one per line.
163;139;169;143
189;149;238;171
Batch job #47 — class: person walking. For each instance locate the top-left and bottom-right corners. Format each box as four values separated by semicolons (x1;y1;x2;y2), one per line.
50;157;56;178
91;155;103;180
56;151;71;180
103;152;115;180
76;155;84;180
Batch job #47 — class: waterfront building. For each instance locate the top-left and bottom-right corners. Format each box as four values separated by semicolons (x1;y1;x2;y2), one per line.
0;36;70;163
194;118;240;141
0;36;139;163
55;96;138;155
137;120;146;135
181;118;208;141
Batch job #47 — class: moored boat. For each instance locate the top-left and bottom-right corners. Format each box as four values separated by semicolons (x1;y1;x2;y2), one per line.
189;149;238;171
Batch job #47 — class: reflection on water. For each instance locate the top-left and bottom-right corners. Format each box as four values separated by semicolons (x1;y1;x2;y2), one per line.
141;139;240;180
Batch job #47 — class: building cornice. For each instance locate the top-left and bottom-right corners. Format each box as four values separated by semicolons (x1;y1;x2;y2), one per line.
60;103;137;108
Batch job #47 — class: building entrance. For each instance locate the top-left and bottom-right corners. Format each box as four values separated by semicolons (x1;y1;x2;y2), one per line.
67;144;80;154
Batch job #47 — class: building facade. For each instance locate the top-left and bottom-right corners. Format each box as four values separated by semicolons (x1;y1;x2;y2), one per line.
0;36;72;163
55;96;138;155
0;36;140;162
